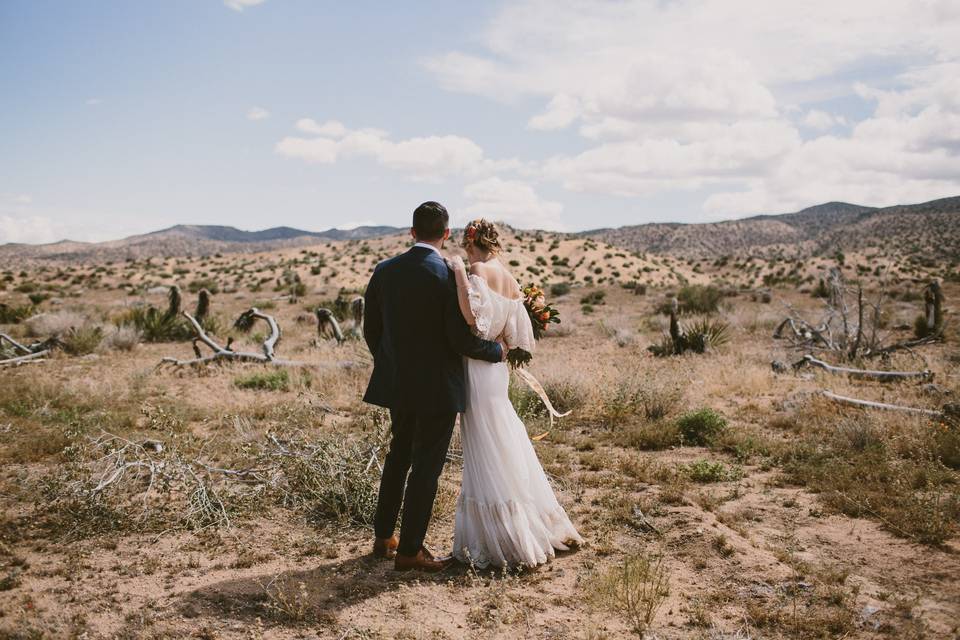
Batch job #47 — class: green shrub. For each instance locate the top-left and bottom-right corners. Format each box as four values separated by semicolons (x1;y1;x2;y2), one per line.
684;459;743;483
580;290;606;306
0;303;35;324
188;278;220;294
117;306;193;342
234;369;291;392
550;282;571;297
658;285;723;314
676;409;727;446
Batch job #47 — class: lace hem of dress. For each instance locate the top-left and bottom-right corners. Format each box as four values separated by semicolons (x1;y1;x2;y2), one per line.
453;495;583;568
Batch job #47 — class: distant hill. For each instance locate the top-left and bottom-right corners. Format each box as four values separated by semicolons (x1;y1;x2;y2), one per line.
583;197;960;262
2;196;957;268
0;224;405;262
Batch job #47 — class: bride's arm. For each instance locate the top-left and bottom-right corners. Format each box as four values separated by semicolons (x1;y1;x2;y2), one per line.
448;256;476;327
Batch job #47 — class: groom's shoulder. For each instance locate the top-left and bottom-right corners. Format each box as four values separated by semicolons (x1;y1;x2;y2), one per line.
372;249;409;274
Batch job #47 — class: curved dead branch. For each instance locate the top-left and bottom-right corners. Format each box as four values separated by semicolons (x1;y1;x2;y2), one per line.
159;309;306;368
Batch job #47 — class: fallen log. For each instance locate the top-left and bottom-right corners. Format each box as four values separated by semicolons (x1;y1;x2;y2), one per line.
0;334;59;367
0;350;50;367
819;390;943;418
795;354;933;382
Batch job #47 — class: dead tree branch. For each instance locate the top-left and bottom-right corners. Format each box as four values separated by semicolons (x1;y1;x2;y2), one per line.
159;309;306;367
0;334;60;367
795;354;933;382
774;271;945;360
819;390;944;418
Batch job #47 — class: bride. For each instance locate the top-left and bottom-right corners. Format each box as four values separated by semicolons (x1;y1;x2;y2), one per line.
447;218;583;568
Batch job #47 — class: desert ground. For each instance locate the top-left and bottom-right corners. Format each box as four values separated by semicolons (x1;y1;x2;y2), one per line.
1;230;958;639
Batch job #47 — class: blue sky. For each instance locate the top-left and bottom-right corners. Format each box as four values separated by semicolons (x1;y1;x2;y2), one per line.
2;0;959;243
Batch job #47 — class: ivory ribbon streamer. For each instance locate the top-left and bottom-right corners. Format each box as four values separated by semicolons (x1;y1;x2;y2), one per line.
512;366;571;434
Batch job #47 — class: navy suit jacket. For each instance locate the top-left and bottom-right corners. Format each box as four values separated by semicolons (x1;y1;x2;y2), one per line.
362;245;503;414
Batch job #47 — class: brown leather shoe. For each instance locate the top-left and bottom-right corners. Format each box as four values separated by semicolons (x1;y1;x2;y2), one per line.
373;535;399;560
394;547;453;573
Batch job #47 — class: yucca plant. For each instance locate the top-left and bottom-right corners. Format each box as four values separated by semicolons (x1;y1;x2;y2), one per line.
683;316;731;352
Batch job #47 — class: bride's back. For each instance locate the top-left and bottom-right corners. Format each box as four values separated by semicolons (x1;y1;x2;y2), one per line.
471;260;521;300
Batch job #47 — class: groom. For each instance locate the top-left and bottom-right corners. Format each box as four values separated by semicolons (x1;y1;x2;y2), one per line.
362;201;505;572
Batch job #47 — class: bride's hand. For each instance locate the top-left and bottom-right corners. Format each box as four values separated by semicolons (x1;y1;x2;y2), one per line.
448;255;467;274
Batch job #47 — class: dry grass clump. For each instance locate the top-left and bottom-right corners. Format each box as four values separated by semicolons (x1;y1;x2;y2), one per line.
61;324;104;355
595;376;683;428
31;425;383;541
745;560;860;639
261;430;381;527
509;372;590;427
586;549;670;635
0;372;140;432
775;404;960;544
98;325;141;352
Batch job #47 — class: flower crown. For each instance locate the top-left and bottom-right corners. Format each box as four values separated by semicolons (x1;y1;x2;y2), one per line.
464;219;481;241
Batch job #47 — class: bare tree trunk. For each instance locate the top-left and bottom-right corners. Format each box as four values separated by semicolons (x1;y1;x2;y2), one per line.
194;288;211;323
924;279;945;335
316;308;345;344
849;285;864;359
668;298;683;354
351;296;364;334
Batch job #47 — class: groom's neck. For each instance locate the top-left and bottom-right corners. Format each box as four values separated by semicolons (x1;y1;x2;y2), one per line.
415;238;444;250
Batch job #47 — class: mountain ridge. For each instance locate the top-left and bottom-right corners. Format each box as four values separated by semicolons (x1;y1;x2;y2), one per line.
2;196;957;263
582;196;959;260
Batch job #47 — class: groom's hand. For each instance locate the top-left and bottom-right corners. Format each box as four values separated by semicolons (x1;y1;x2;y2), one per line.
497;341;508;361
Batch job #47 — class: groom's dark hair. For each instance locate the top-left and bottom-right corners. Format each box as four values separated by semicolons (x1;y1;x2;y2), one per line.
412;201;449;241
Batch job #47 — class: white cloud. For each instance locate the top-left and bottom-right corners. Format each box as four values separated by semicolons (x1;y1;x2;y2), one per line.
224;0;266;11
14;194;32;205
463;177;564;230
246;106;270;121
276;120;519;181
425;0;960;218
801;109;847;131
0;215;57;244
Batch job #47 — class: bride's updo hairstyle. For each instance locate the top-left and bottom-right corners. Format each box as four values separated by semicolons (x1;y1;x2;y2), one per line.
461;218;502;254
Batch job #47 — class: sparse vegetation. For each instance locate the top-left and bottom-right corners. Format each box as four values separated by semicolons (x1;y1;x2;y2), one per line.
1;223;958;638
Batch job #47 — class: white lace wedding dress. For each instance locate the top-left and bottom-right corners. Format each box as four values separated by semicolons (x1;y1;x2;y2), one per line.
453;274;583;568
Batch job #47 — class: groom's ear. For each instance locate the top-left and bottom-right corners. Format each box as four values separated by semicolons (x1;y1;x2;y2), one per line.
410;228;417;242
442;229;450;241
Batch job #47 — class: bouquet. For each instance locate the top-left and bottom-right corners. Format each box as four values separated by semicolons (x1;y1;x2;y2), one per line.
506;283;561;369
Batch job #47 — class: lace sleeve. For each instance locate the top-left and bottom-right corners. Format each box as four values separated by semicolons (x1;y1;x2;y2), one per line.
466;274;494;338
504;301;535;353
